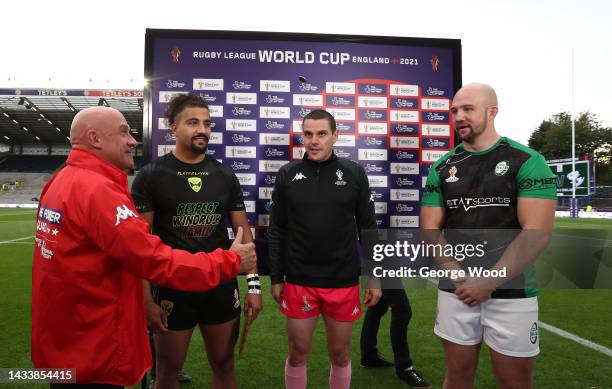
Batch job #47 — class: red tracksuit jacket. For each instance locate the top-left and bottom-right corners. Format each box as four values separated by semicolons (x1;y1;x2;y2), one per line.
31;149;240;385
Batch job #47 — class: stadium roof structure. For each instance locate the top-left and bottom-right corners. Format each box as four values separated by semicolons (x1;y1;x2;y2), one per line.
0;88;144;147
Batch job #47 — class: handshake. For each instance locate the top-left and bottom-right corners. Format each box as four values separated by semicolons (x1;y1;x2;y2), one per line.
229;226;257;273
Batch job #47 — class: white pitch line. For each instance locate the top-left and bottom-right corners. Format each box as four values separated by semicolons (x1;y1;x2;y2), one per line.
0;236;35;244
539;321;612;358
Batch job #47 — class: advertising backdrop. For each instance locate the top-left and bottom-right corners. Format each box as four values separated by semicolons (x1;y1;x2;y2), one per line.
144;29;461;247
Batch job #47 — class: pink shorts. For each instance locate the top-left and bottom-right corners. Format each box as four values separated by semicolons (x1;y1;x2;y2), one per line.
280;282;362;322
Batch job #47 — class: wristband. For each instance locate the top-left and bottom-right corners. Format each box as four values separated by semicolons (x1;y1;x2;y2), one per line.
246;273;261;294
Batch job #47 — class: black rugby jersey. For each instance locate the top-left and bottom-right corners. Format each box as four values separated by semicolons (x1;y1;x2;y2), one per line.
422;137;556;298
131;152;245;254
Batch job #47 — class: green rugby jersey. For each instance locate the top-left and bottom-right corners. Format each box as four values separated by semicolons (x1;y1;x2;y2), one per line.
422;137;556;298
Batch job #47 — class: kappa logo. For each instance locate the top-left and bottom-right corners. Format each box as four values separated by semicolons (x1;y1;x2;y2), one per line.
188;177;203;192
234;289;241;309
302;296;313;312
351;306;360;316
114;205;137;226
292;172;307;181
445;166;459;183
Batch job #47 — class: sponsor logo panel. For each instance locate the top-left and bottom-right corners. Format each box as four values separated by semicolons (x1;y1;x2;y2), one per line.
258;187;274;200
292;147;306;159
292;94;324;106
357;136;387;148
229;160;255;172
389;84;419;96
259;160;289;172
362;161;388;174
259;133;290;145
421;98;450;110
226;92;257;105
390;123;419;135
260;80;291;92
390;97;419;109
421;124;450;136
260;106;291;119
208;105;224;117
374;202;388;214
235;173;257;186
229;133;256;145
358;109;387;121
424;87;447;96
326;82;356;94
261;146;289;159
390;136;419;149
225;119;257;132
359;83;387;95
158;118;170;130
336;135;356;147
358;122;388;135
225;146;257;159
357;96;388;108
209;133;223;144
422;111;449;122
390;110;419;123
421;137;450;149
157;144;175;156
262;94;289;105
328;108;356;121
259;119;290;131
193;79;224;91
231;80;254;90
389;215;419;228
358;149;388;161
390;150;418;162
421;149;449;163
326;95;356;106
159;91;187;103
368;175;388;188
390;163;419;175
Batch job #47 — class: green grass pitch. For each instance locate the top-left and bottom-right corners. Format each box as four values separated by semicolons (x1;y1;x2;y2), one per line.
0;208;610;388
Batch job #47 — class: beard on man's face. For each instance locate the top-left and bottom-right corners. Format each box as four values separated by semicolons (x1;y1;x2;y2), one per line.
190;133;209;154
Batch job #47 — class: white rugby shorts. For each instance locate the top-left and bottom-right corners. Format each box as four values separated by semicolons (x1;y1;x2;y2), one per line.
434;290;539;357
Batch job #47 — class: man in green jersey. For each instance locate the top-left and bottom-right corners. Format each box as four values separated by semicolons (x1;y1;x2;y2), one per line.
421;83;556;389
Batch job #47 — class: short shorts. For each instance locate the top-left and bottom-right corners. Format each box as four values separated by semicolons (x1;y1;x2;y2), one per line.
154;279;241;330
279;282;361;322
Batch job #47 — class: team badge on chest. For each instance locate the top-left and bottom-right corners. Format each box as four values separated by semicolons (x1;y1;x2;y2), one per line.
495;160;510;176
445;166;459;183
335;169;347;186
187;177;202;192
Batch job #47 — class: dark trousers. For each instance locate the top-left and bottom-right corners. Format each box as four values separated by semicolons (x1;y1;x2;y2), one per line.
360;288;413;371
50;384;122;389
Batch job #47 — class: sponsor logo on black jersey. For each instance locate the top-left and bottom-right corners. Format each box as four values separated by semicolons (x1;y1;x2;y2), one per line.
446;197;511;211
518;177;556;190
